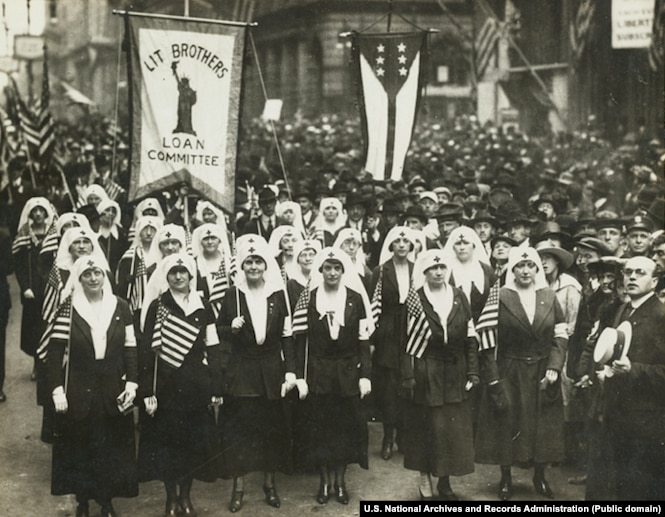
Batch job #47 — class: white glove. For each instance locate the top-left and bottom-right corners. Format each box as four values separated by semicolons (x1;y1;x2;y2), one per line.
210;396;224;406
52;386;68;413
116;385;137;413
144;396;158;416
23;289;35;299
284;372;296;391
231;316;245;333
295;379;309;400
359;378;372;399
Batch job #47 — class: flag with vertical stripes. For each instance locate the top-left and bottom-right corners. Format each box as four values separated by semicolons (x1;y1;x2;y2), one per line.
128;248;148;314
42;264;64;323
648;0;665;72
370;268;383;327
292;282;311;335
476;281;500;350
152;306;200;369
0;107;20;154
475;17;501;79
405;286;432;358
39;45;56;159
354;31;427;181
208;260;229;318
37;295;72;361
570;0;596;69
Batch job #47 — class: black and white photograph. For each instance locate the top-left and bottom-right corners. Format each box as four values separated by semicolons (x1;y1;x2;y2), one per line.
0;0;663;515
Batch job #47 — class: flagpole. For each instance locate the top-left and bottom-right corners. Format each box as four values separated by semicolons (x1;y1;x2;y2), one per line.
387;0;393;32
111;9;257;27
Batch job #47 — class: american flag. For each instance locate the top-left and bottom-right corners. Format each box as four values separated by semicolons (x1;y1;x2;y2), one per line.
39;44;56;159
354;31;426;181
405;286;432;358
103;178;126;201
39;223;60;257
208;260;229;318
0;107;20;154
291;282;311;335
11;229;32;254
42;264;64;323
37;295;72;361
570;0;596;69
475;17;501;78
152;306;200;369
128;248;147;314
648;0;665;72
370;268;383;327
476;281;500;350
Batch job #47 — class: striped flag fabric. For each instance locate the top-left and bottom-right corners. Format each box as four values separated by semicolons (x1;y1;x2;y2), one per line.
39;223;60;257
42;264;64;323
208;261;229;318
648;0;665;72
404;286;432;358
292;283;311;335
37;295;72;361
39;45;56;159
153;310;200;369
354;31;426;181
475;17;501;79
0;107;20;154
476;281;500;350
103;178;127;201
128;248;147;314
570;0;596;68
11;229;32;255
370;268;383;327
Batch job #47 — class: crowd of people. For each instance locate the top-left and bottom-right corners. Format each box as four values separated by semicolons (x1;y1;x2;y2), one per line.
0;112;664;514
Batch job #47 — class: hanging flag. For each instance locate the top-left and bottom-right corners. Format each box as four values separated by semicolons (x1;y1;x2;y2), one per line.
39;45;56;160
208;260;229;318
370;268;383;327
292;283;311;335
37;295;72;361
475;17;501;79
151;306;200;369
570;0;596;68
125;13;247;213
128;247;148;314
354;31;426;181
648;0;665;71
404;285;432;358
42;263;64;323
476;280;500;350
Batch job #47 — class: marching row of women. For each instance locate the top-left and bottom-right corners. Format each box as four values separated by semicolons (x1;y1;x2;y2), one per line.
13;195;569;516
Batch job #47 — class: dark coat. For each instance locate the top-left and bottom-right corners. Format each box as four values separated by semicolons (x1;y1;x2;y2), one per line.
216;287;295;400
242;217;275;241
46;297;138;421
295;287;371;397
370;259;413;369
97;228;128;276
402;286;479;406
449;262;497;323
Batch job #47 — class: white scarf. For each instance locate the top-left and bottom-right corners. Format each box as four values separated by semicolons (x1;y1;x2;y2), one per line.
424;283;453;343
72;289;117;360
315;285;347;340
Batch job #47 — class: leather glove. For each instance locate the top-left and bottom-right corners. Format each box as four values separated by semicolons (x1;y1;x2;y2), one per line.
144;396;158;417
358;378;372;399
465;374;480;392
401;378;416;400
52;386;68;414
487;379;510;415
295;379;309;400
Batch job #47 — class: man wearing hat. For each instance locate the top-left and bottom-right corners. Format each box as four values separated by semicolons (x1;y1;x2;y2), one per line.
243;186;278;240
489;235;517;286
622;214;654;258
295;189;316;232
472;210;499;255
594;213;624;257
506;213;532;248
595;257;665;500
574;237;612;279
431;203;464;248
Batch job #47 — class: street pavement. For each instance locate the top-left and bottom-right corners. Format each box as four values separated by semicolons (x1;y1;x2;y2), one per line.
0;276;585;516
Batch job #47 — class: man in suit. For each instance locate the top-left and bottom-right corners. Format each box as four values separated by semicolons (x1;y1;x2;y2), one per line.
242;187;277;240
601;256;665;500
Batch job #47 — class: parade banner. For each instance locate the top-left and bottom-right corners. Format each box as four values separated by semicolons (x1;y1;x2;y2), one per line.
354;32;426;181
611;0;655;49
126;14;246;212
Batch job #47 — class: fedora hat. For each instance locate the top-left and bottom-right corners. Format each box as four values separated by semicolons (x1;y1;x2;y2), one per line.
594;321;632;365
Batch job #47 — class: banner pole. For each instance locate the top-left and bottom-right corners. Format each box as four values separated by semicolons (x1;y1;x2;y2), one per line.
111;9;257;27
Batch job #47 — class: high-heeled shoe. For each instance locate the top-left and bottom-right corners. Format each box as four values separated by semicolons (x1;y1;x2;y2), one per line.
179;495;197;516
533;476;555;499
263;485;281;508
75;501;89;517
229;490;244;513
498;478;512;501
316;483;329;504
334;483;349;505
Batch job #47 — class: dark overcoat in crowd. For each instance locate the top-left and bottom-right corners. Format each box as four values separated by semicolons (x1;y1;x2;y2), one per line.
400;286;479;477
475;287;567;466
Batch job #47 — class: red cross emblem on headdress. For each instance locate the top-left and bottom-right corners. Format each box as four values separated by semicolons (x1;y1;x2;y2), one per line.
176;258;184;266
248;238;255;243
434;255;441;262
399;231;406;238
521;253;529;259
248;247;255;254
328;252;336;258
87;259;95;267
205;230;213;237
165;232;172;238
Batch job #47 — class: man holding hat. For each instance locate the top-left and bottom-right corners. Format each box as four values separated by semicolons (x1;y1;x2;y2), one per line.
243;187;278;240
594;256;665;500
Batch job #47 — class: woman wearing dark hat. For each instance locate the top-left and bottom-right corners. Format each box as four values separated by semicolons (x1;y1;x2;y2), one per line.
370;226;417;461
475;247;568;501
45;256;138;517
490;235;517;286
138;253;224;517
292;248;372;505
216;241;295;512
400;249;479;501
